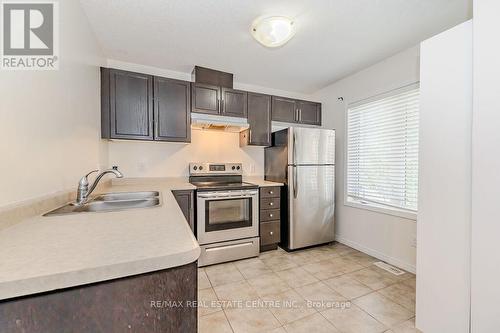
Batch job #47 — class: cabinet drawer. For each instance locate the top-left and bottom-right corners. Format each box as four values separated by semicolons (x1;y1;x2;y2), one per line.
260;187;280;198
260;197;280;209
260;221;280;246
260;209;280;222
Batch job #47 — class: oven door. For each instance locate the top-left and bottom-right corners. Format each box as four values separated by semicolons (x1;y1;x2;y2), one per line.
197;189;259;245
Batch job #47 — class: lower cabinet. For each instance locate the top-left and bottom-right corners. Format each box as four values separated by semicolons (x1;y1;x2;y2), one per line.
0;262;198;333
259;186;281;251
172;190;195;232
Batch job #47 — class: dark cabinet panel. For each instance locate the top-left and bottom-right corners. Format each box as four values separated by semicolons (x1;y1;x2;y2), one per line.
222;88;247;118
298;101;321;125
242;93;271;146
260;186;280;198
0;263;197;333
107;69;154;140
260;197;280;209
272;96;297;123
173;190;195;232
260;221;281;246
154;77;191;142
191;83;220;115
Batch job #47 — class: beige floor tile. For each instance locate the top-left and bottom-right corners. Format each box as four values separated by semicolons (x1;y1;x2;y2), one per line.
213;280;260;307
324;274;372;299
378;282;416;312
348;267;398;290
247;272;291;297
198;310;233;333
354;293;413;327
275;267;319;288
224;307;281;333
320;303;387;333
294;281;347;310
261;255;299;272
205;262;245;287
345;251;380;267
302;259;344;280
266;328;287;333
331;256;366;273
401;277;416;290
283;312;340;333
287;250;322;265
235;257;273;279
329;243;358;256
261;289;317;325
305;246;341;260
198;288;222;317
390;317;421;333
198;268;212;290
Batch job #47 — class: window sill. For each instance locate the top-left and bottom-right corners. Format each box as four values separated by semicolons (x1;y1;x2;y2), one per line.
344;197;417;221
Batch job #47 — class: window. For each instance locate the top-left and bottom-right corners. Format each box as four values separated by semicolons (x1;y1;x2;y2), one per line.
346;84;419;218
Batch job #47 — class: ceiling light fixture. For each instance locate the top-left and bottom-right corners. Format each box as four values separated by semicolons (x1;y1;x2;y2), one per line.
250;16;295;48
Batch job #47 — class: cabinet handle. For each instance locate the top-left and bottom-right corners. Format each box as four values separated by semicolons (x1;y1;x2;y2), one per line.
220;99;224;113
270;231;274;236
249;129;252;143
269;202;274;206
269;190;274;195
298;108;302;121
269;213;274;218
295;108;299;121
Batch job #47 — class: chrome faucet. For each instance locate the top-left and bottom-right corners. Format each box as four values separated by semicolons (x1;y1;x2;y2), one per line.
76;166;123;205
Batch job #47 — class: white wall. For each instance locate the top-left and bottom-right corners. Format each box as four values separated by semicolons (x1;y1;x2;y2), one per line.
108;130;264;178
471;1;500;331
311;46;420;272
416;21;472;333
104;60;314;178
0;0;105;208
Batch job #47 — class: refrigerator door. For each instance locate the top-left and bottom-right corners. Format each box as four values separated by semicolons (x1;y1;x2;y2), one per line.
287;165;335;249
288;128;335;165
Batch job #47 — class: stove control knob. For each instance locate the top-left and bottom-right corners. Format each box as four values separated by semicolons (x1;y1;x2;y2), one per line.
232;166;236;170
199;166;203;170
193;166;198;170
236;166;241;170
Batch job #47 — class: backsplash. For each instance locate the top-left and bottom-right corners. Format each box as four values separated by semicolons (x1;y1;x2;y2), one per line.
107;129;264;178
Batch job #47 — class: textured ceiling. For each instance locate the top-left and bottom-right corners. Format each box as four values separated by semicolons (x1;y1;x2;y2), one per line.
79;0;472;93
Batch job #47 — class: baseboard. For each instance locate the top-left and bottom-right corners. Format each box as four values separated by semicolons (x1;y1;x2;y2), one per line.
335;235;416;274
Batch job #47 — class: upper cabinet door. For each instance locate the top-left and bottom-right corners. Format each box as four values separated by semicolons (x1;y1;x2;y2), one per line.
191;83;220;115
297;101;321;126
154;77;191;142
247;93;272;146
109;69;154;140
221;88;247;118
272;96;297;123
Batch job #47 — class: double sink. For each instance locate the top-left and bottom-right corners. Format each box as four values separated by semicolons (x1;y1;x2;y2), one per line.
44;191;160;216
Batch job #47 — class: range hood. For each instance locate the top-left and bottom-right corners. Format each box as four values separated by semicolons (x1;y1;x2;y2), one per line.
191;113;249;133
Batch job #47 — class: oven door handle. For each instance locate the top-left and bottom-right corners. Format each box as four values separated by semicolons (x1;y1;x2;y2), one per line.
198;192;258;199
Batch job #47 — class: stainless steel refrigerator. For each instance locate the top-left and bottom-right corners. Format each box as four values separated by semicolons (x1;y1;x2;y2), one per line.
265;127;335;250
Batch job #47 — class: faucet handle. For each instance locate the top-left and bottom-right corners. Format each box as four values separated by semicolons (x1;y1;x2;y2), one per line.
79;170;99;186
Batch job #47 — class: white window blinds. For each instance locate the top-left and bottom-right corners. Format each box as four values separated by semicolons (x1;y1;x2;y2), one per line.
346;85;420;212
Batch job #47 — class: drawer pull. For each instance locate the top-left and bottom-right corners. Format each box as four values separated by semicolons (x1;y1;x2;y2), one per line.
269;202;274;206
269;213;274;218
269;191;274;195
270;231;274;236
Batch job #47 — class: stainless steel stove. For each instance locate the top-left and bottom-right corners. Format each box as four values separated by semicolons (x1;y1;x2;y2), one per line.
190;163;260;266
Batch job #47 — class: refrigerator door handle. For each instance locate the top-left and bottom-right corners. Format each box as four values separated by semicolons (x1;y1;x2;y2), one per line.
293;166;298;198
292;131;296;165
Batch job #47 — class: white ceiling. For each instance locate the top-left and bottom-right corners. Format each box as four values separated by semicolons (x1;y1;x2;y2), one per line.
79;0;471;94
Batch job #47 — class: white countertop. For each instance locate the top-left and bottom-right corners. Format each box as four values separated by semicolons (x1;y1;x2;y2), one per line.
0;178;199;301
243;177;284;187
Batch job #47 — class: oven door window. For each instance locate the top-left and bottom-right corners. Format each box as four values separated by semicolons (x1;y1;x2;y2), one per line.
205;197;253;232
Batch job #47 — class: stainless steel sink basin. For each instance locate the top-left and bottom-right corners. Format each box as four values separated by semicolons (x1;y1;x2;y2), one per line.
43;192;161;216
94;191;160;201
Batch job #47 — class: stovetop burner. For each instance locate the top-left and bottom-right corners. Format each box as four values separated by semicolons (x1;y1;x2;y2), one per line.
189;162;258;191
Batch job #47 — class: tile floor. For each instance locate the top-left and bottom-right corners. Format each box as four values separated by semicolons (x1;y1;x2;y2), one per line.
198;242;419;333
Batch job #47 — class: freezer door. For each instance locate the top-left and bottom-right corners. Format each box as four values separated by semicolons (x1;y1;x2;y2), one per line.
287;165;335;249
288;127;335;165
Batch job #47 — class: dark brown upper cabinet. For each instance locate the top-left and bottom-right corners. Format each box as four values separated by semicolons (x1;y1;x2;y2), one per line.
191;83;220;115
102;68;154;140
297;100;321;125
154;77;191;142
272;96;297;123
101;68;191;143
240;92;272;147
271;96;322;126
221;88;247;118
